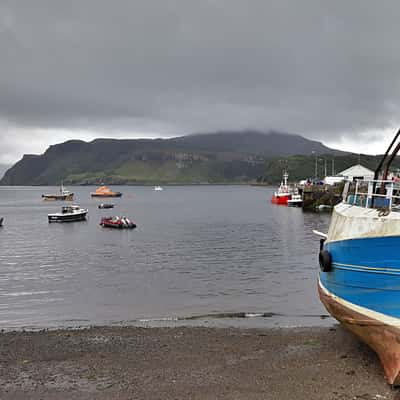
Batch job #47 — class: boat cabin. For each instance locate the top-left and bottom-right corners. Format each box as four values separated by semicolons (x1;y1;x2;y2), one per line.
343;178;400;211
61;205;80;214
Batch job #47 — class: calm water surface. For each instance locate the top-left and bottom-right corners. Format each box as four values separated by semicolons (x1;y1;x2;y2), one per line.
0;185;332;329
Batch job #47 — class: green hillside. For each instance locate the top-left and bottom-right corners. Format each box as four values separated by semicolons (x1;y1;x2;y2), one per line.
1;131;349;185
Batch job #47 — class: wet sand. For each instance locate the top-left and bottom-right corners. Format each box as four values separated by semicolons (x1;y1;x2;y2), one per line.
0;325;398;400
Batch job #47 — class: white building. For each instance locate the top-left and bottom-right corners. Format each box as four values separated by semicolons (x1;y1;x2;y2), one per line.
338;164;374;181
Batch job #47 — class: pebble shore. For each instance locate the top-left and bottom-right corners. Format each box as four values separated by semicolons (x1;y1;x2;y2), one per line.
0;325;397;399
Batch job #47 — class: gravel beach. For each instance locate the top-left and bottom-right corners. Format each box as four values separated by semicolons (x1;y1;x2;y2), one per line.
0;325;397;400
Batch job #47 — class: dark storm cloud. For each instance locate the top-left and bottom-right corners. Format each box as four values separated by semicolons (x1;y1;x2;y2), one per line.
1;0;400;161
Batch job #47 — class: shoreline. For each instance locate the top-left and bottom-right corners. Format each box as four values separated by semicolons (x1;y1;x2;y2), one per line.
0;183;273;187
0;325;396;399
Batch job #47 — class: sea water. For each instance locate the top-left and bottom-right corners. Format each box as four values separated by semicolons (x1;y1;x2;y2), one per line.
0;185;331;329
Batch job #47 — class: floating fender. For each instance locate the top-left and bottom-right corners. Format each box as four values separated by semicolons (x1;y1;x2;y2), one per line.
319;250;332;272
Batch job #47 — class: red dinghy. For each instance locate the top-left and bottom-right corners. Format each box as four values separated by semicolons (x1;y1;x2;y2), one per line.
100;216;136;229
271;170;293;205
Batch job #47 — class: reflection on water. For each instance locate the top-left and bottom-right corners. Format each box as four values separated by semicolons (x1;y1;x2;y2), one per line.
0;185;332;329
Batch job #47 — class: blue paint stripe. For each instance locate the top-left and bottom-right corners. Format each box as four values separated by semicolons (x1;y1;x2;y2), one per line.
321;235;400;318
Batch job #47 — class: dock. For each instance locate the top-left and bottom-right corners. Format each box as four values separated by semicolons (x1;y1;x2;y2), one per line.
301;184;342;211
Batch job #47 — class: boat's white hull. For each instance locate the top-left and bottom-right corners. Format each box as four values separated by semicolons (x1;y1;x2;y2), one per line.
48;210;88;223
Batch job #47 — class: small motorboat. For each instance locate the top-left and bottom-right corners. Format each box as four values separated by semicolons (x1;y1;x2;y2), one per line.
0;217;3;227
315;204;332;212
48;205;88;223
42;182;74;201
98;203;114;209
154;186;163;191
91;186;122;198
100;216;136;229
287;194;303;207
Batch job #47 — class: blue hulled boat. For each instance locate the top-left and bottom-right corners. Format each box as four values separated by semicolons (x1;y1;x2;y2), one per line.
318;130;400;385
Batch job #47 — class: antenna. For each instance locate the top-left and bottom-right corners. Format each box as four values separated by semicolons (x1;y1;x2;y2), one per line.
312;151;317;180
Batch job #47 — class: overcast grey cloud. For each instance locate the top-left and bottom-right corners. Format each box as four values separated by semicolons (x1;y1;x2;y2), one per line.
1;0;400;163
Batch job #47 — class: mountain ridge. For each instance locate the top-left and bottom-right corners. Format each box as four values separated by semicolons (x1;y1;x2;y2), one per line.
0;130;346;185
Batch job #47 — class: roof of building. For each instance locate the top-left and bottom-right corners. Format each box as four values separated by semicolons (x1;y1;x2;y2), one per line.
338;164;374;177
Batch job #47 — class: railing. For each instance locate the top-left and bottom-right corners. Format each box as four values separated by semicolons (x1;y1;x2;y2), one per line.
343;179;400;211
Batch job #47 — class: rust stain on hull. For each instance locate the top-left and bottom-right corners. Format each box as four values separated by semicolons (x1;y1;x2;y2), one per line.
318;281;400;385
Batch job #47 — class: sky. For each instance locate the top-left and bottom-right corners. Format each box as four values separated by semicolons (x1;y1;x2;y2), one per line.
1;0;400;164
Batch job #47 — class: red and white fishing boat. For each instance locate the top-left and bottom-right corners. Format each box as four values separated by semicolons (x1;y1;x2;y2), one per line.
271;170;293;205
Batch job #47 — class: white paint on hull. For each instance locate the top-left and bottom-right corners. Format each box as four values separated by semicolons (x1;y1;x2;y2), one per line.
327;202;400;243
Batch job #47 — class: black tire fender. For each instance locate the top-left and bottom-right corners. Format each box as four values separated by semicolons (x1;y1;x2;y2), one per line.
319;250;332;272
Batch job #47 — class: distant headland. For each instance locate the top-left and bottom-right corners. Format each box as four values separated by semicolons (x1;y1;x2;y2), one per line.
0;130;376;186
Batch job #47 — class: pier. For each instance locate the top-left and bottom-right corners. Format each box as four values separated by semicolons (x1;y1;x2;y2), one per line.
301;184;342;211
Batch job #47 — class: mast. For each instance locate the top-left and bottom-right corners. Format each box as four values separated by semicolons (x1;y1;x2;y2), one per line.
372;128;400;199
283;170;288;187
382;141;400;181
374;128;400;180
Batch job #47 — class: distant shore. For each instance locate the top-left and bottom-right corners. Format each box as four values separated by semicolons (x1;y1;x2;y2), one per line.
0;182;269;187
0;325;396;400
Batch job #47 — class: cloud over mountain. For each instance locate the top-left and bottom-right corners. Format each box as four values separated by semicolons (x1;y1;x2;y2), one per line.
1;1;400;161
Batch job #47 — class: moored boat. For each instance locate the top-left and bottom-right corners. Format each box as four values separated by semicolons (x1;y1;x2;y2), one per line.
317;129;400;385
271;170;293;205
0;217;3;227
315;204;332;212
100;216;136;229
42;182;74;201
91;186;122;198
98;203;114;209
154;186;163;191
48;205;88;223
287;194;303;207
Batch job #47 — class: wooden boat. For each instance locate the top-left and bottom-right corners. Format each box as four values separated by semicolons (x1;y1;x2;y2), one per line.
100;216;136;229
42;182;74;201
48;205;88;223
91;186;122;198
98;203;114;209
318;129;400;385
271;170;293;205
